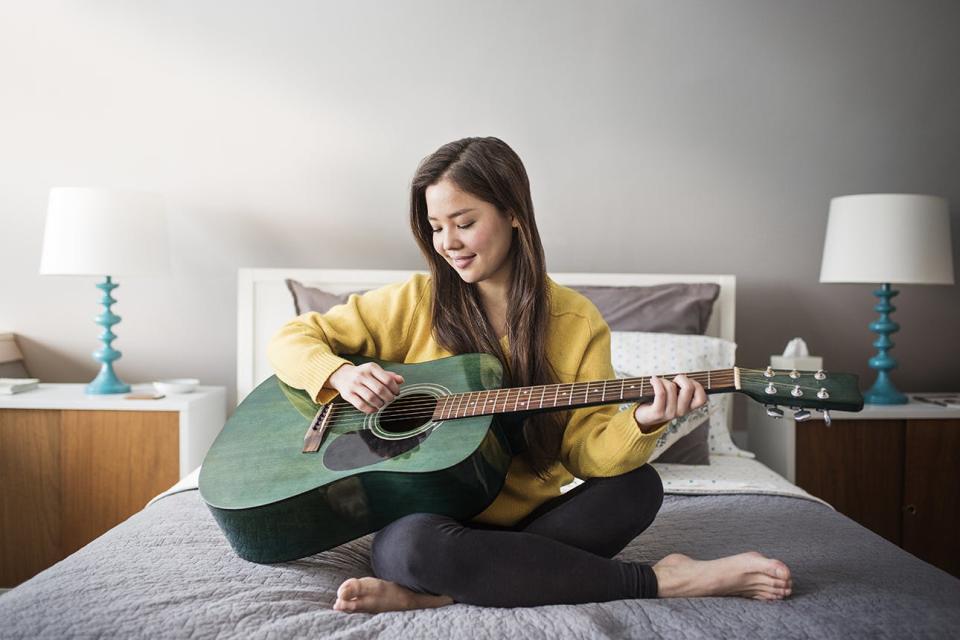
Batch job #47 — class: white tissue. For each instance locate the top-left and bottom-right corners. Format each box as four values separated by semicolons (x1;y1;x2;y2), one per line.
771;337;822;371
781;338;810;358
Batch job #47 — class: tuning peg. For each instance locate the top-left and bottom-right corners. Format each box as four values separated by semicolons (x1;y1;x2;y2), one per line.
822;410;832;427
764;366;775;378
793;408;812;421
814;369;827;380
765;405;784;419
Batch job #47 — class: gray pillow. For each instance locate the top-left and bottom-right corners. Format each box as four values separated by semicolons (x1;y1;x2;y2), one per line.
286;279;368;315
571;283;720;335
289;279;719;335
653;422;710;465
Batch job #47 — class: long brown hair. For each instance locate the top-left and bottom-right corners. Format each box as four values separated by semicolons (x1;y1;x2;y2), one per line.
409;137;567;479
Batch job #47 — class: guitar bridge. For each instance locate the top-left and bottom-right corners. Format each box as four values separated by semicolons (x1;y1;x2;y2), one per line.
302;403;334;453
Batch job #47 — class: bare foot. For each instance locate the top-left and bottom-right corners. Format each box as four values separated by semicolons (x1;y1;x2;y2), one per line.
332;577;454;614
653;551;793;601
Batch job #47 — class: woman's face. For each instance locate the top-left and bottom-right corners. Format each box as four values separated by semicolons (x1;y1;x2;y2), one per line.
425;178;518;286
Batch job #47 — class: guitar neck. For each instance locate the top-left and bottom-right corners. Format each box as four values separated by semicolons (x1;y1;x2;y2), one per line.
432;368;739;420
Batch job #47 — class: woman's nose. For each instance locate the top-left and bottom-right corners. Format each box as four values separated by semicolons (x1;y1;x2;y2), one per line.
441;229;462;250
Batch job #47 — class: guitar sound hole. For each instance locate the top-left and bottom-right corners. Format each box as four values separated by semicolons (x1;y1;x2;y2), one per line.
378;393;436;434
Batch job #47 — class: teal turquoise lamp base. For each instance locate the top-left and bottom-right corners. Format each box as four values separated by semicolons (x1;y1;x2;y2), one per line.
864;283;908;405
87;276;131;395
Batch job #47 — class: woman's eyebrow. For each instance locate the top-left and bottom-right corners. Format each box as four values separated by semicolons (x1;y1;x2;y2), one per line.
427;208;474;221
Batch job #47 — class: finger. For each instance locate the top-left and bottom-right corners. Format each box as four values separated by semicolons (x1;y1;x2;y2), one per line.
649;375;666;414
692;381;708;409
663;377;678;419
347;391;378;414
355;384;386;410
674;374;695;414
370;366;401;395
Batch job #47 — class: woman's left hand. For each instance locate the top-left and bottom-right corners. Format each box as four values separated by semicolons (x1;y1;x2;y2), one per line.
633;374;708;433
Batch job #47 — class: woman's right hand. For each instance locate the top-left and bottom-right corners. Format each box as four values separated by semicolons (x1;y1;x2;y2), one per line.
327;363;404;414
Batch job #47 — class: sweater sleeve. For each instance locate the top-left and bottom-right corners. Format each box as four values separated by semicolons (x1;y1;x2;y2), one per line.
559;315;669;479
266;276;427;404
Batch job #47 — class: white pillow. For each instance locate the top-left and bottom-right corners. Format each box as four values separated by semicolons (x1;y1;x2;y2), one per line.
610;331;754;459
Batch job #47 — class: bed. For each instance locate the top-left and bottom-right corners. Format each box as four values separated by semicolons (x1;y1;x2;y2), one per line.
2;269;958;639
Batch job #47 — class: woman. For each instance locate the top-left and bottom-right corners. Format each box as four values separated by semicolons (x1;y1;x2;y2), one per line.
268;137;792;614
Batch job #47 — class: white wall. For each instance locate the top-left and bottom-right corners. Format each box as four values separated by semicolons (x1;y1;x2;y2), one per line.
1;0;957;410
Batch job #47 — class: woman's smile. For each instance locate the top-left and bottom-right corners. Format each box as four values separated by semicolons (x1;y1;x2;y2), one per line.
451;255;476;269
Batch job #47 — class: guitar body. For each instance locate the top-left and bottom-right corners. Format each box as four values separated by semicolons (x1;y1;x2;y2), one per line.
199;353;514;563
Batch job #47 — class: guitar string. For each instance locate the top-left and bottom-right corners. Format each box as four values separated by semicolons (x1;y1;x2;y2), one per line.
319;368;825;418
324;371;736;414
314;371;833;428
304;369;834;428
314;373;741;428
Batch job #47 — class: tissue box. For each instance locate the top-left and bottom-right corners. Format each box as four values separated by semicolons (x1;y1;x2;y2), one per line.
770;355;823;371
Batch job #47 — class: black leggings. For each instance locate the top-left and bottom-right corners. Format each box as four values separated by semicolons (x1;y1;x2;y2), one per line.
370;464;663;607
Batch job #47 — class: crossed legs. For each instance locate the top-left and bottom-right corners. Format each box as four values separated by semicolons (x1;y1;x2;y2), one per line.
333;464;792;612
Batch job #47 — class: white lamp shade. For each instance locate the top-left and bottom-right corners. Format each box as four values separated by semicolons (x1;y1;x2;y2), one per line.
40;188;170;276
819;194;955;285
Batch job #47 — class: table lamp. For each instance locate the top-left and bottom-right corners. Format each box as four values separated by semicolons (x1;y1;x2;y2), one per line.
819;193;954;404
40;188;169;394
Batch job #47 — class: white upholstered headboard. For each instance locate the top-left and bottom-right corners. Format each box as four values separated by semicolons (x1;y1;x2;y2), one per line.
237;268;736;407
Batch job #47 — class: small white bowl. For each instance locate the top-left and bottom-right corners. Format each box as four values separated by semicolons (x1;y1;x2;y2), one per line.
153;378;199;395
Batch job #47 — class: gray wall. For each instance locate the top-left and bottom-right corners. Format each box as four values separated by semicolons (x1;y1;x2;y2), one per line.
1;0;957;415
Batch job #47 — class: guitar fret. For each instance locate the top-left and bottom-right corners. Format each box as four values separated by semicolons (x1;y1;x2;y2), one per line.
539;385;546;409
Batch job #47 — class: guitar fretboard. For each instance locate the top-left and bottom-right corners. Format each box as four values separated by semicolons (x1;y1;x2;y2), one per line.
432;368;737;420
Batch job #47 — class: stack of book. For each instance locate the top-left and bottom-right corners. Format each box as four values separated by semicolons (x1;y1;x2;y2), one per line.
0;378;39;395
913;394;960;408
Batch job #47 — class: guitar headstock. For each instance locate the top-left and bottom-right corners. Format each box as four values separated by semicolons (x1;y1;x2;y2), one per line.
738;366;864;424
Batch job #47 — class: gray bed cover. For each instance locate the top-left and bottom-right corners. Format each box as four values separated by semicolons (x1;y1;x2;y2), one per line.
2;490;958;639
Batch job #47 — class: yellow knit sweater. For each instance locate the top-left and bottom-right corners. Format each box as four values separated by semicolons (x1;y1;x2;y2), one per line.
267;273;667;527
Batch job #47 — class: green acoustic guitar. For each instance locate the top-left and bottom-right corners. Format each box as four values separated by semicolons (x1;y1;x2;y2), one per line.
199;354;863;563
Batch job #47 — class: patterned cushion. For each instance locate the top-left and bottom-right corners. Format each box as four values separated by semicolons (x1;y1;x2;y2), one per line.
610;331;755;460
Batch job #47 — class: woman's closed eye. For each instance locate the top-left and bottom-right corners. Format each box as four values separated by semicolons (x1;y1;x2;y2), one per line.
431;222;474;233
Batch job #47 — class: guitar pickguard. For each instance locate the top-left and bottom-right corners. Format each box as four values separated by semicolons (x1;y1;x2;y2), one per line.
322;429;430;471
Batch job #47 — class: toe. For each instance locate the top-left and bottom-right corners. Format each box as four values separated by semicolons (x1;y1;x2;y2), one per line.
338;599;360;612
770;560;791;580
337;578;362;601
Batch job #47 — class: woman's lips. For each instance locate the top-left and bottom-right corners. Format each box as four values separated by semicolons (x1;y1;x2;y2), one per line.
453;255;476;268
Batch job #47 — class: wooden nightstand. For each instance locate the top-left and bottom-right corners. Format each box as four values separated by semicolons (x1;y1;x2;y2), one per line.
747;397;960;577
0;384;226;587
